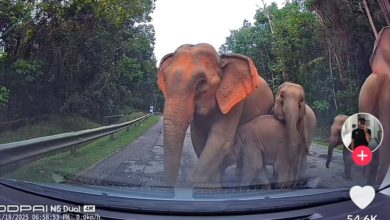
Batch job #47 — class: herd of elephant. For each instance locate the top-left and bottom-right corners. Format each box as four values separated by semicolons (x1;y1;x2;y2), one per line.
326;27;390;186
156;27;390;187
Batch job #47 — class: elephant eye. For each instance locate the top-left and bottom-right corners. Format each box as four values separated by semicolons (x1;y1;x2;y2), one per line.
196;78;208;93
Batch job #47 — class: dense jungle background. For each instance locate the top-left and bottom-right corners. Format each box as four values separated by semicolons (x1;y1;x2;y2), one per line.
1;0;389;139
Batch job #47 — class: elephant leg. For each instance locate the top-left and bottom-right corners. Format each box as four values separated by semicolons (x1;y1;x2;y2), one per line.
299;154;308;179
239;141;264;186
377;120;390;184
191;105;243;186
291;142;306;181
219;133;245;186
343;147;352;180
190;122;207;158
255;168;269;186
377;153;390;185
275;151;295;184
236;149;244;178
366;149;379;185
219;152;236;184
276;168;293;184
234;133;246;178
272;165;277;181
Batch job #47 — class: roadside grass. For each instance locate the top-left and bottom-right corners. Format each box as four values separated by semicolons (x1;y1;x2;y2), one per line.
313;138;343;152
0;115;101;144
313;139;329;147
3;115;160;183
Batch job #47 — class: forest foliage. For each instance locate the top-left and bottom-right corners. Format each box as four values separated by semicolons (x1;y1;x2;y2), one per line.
0;0;158;121
1;0;389;129
220;0;389;125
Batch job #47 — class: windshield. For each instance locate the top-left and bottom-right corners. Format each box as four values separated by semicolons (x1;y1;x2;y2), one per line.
0;0;389;213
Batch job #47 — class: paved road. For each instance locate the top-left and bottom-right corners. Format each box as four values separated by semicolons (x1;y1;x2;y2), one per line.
73;117;196;187
72;116;370;188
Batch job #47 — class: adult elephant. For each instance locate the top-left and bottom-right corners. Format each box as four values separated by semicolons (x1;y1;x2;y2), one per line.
325;115;353;179
359;27;390;185
157;43;274;186
272;82;317;180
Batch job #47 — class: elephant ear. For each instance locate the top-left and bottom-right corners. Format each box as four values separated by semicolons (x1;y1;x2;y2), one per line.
157;53;174;96
217;54;261;114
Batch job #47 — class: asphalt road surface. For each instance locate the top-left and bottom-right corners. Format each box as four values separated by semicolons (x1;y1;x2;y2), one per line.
73;116;370;188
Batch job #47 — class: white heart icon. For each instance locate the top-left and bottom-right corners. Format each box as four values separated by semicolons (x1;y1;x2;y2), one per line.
349;186;375;209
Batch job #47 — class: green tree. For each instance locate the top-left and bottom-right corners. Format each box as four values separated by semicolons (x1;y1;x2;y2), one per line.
221;0;386;128
0;0;157;121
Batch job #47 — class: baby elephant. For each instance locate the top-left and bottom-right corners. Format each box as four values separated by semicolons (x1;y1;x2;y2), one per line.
325;115;352;179
234;82;316;185
235;115;290;185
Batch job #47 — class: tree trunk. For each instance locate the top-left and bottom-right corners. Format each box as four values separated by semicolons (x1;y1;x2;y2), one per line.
362;0;378;38
261;0;275;37
262;44;275;87
313;1;349;86
329;49;338;111
378;0;390;25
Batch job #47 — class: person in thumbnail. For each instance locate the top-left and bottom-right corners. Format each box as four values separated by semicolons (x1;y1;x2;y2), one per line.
345;124;357;151
351;118;371;150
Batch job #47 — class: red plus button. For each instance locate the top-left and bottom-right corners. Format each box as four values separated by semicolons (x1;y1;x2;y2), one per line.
352;146;372;166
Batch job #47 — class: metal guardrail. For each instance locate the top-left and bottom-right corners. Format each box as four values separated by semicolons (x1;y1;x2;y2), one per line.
104;114;125;118
103;114;125;125
0;114;151;172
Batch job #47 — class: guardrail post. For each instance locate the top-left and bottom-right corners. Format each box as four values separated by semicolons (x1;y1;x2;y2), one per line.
110;133;115;141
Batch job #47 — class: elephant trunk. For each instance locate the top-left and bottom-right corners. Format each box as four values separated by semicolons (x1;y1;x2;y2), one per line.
284;99;304;180
326;144;334;168
163;98;194;186
326;135;338;168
